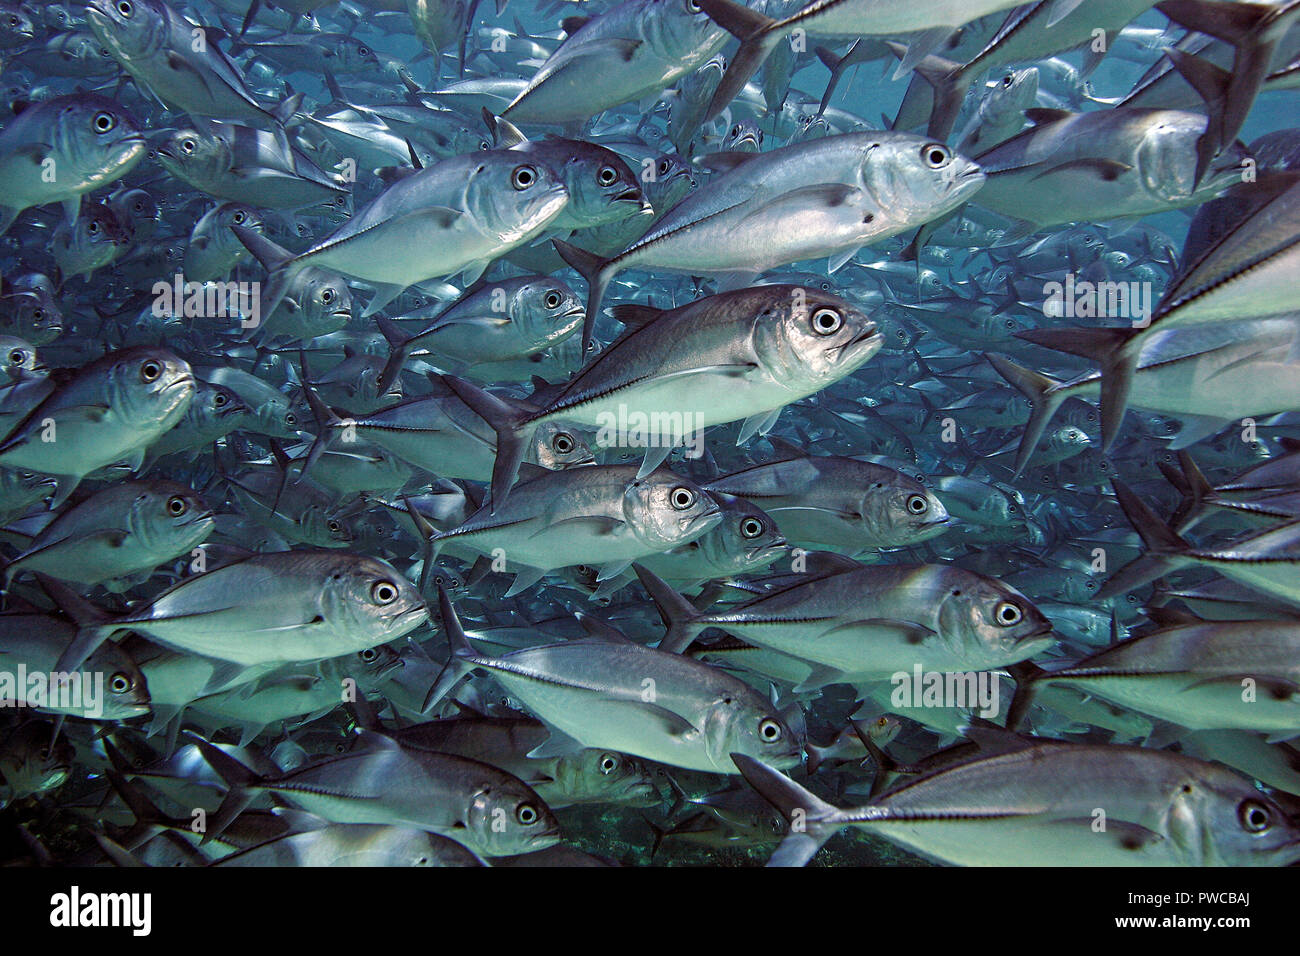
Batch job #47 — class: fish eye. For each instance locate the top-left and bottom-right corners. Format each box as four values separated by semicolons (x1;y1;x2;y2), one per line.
731;124;741;136
544;290;562;309
285;413;297;425
599;753;619;774
358;46;369;56
109;672;133;694
166;495;188;516
233;210;246;224
994;601;1023;626
7;349;25;365
140;359;162;382
479;140;490;151
1239;799;1271;833
182;139;195;153
810;307;842;335
88;220;100;234
758;718;783;742
922;143;950;168
327;519;342;533
1002;73;1013;87
688;0;702;11
740;517;764;538
358;647;379;663
117;1;133;16
906;494;928;515
371;580;399;604
214;392;227;406
89;109;117;134
321;288;335;303
597;165;618;186
551;431;575;454
669;486;696;510
516;803;539;825
511;164;538;190
658;159;670;175
576;565;592;575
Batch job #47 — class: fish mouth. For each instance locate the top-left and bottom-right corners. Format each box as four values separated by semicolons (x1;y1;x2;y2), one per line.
614;189;644;204
826;328;882;357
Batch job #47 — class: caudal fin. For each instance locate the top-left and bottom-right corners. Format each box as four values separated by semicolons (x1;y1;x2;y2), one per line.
884;41;968;142
439;374;534;511
985;353;1068;477
1095;479;1191;600
1014;326;1139;451
552;238;613;355
633;564;707;654
697;0;782;122
232;225;304;336
421;583;482;713
730;753;844;867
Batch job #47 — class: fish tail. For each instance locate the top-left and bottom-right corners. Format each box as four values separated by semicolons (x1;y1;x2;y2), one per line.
551;238;612;354
730;753;844;867
422;583;480;714
183;732;260;845
1004;660;1050;731
1161;450;1213;533
985;353;1068;477
38;575;116;673
1095;479;1191;600
884;40;968;142
439;373;534;511
232;225;303;335
697;0;782;122
1014;325;1139;452
633;564;706;654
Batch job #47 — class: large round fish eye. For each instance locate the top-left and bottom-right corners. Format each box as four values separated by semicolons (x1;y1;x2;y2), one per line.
994;601;1023;626
906;494;929;515
371;580;399;604
358;647;379;663
551;431;575;454
166;495;188;516
740;517;764;538
811;307;842;335
597;165;618;186
1239;799;1271;833
669;487;696;510
516;803;539;825
599;753;619;775
109;672;133;694
511;165;538;190
117;1;133;17
759;718;783;742
544;290;562;309
921;143;950;168
139;359;162;382
92;111;115;133
7;348;25;365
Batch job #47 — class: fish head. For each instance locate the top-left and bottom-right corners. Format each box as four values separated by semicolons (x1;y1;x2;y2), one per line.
862;137;984;223
532;421;595;469
106;346;196;431
859;474;950;546
85;640;151;719
301;271;353;328
85;0;168;61
936;572;1055;668
0;721;73;797
512;277;584;346
193;381;251;428
643;152;697;208
335;35;380;72
702;494;787;570
128;479;213;546
624;472;723;550
554;143;649;229
48;95;146;190
556;750;661;807
322;555;429;644
464;779;562;856
466;151;570;244
755;285;882;388
0;4;34;46
703;691;802;773
0;335;39;376
217;202;263;238
723;120;763;152
155;127;227;184
1171;764;1300;866
1139;112;1250;203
